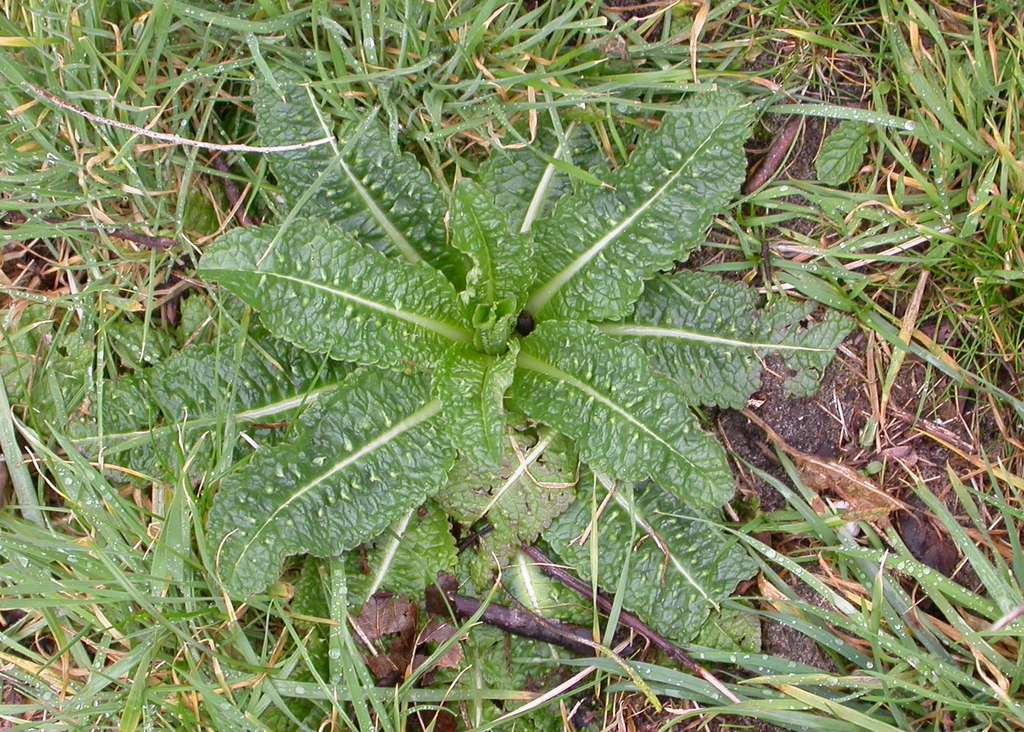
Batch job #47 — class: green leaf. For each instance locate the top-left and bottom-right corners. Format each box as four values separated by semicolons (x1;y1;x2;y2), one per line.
503;550;589;622
175;293;216;346
601;273;851;408
433;341;519;467
448;180;534;352
693;606;762;652
255;75;461;280
611;273;761;409
105;318;176;371
598;274;856;409
439;626;567;730
435;426;577;581
815;120;870;186
206;368;454;596
73;330;349;471
759;300;853;396
199;221;472;370
477;126;608;234
347;501;457;602
291;557;329;621
1;304;50;401
1;305;92;429
524;92;753;323
450;179;535;311
544;480;754;644
513;321;733;508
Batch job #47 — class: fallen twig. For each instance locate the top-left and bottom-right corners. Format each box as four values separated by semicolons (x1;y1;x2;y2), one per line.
210;156;256;228
743;115;803;194
521;545;741;703
424;583;597;657
2;211;178;250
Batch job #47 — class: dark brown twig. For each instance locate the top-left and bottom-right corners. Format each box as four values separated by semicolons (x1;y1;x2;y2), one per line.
425;584;597;657
100;228;178;250
2;212;178;250
742;115;803;195
210;156;255;228
521;545;741;703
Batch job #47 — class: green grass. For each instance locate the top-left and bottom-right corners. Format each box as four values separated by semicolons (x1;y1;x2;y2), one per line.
1;0;1022;730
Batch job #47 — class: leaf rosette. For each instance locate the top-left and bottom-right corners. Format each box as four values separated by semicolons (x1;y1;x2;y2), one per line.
81;73;849;614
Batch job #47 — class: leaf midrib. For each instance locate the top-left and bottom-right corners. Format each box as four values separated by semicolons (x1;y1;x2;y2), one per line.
598;323;835;352
232;398;442;568
607;483;714;604
215;268;473;345
73;383;342;454
516;352;713;480
524;111;734;317
460;197;497;304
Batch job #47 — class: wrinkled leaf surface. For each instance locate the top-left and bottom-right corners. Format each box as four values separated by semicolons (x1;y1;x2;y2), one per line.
433;342;518;467
255;76;460;279
525;92;752;322
207;368;453;596
513;321;733;507
199;221;471;370
545;480;753;643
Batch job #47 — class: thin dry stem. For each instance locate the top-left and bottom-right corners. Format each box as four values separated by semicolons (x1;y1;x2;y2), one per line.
22;82;333;154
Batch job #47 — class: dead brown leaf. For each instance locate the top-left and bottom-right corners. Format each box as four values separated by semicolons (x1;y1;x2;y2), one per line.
356;594;417;641
414;619;463;671
741;408;906;521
